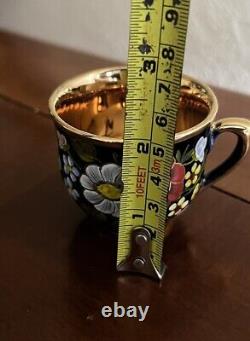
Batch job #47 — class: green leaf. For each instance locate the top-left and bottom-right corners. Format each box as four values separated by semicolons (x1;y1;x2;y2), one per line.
183;144;189;156
182;149;194;163
175;150;182;163
183;186;195;196
180;144;190;163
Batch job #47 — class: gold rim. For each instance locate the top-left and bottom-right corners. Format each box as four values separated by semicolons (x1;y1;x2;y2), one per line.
49;66;218;145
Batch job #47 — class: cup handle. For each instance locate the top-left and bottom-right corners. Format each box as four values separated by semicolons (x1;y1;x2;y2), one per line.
203;117;250;187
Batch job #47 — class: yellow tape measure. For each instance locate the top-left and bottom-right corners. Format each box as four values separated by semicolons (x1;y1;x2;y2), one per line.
117;0;191;280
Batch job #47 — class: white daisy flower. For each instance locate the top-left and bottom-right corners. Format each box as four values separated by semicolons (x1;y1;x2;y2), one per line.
184;162;202;188
62;154;80;182
64;177;80;201
57;130;69;151
191;183;200;201
168;197;189;217
195;136;208;162
80;163;122;218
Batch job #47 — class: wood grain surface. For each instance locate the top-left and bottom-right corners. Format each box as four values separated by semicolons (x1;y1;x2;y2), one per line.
0;30;250;341
0;30;115;112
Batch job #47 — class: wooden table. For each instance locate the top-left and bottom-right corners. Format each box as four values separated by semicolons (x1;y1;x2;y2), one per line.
0;31;250;341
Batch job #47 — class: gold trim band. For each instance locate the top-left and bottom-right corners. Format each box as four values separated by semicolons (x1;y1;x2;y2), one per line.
49;67;219;145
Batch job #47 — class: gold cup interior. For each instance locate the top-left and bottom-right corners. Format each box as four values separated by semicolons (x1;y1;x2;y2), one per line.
55;72;211;139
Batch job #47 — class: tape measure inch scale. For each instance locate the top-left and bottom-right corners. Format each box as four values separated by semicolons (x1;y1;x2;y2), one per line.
117;0;191;280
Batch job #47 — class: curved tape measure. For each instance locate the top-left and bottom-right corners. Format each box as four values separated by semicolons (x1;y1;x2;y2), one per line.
117;0;191;280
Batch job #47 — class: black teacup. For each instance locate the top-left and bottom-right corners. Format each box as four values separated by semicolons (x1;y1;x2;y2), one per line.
49;67;250;223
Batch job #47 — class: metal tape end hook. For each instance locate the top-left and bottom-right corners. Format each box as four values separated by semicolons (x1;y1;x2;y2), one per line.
117;227;167;281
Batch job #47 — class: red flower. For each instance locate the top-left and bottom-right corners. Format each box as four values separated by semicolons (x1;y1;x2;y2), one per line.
168;162;185;203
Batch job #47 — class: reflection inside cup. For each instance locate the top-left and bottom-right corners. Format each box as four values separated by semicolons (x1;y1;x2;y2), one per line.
56;83;210;139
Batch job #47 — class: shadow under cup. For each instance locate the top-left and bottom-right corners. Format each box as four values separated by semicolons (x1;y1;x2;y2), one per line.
49;68;218;224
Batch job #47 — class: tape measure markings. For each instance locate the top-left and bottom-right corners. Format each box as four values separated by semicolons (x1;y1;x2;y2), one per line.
117;0;191;277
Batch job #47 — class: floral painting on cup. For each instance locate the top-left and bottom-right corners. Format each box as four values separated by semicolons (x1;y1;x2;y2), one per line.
56;128;211;220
